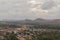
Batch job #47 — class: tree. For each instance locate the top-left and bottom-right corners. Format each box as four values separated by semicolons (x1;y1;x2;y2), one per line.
3;32;18;40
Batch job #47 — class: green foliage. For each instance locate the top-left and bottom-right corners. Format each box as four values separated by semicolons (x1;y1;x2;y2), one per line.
32;24;60;29
3;32;18;40
32;31;60;40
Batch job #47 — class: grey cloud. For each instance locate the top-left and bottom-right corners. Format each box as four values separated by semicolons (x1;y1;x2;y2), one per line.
0;0;30;20
41;0;56;10
47;7;60;19
0;0;59;20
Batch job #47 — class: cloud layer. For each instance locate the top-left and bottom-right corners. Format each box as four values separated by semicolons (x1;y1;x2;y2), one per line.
0;0;60;20
29;0;60;19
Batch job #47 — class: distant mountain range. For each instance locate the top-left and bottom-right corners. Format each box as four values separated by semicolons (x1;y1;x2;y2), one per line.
0;18;60;25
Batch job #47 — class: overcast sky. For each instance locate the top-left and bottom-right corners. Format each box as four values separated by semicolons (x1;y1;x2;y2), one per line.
0;0;60;20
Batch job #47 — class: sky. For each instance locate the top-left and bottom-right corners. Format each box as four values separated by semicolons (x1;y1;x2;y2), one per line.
0;0;60;20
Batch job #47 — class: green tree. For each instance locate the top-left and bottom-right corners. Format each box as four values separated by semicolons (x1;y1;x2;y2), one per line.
3;32;18;40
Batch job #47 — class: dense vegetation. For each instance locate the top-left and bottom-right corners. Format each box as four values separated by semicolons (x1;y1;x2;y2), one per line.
0;24;60;40
16;29;60;40
32;31;60;40
31;24;60;30
1;31;60;40
0;23;60;30
0;29;60;40
3;32;18;40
